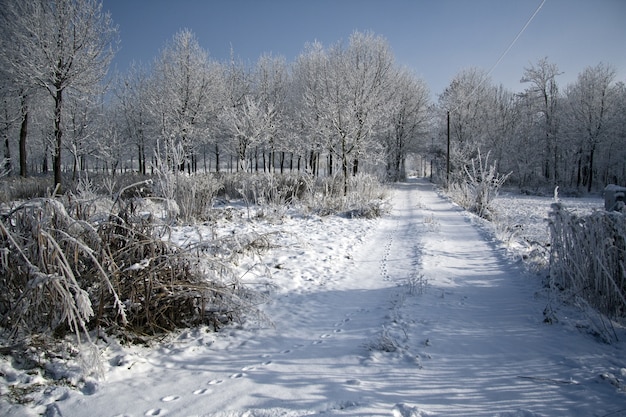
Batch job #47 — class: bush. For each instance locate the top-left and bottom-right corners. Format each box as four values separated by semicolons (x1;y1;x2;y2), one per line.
0;192;262;347
448;150;511;220
211;172;388;219
548;203;626;321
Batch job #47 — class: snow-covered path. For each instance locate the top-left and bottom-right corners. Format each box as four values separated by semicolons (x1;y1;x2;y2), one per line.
54;179;625;417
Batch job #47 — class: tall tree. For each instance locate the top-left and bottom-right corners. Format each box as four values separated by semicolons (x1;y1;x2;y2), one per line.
253;53;289;172
151;29;219;173
438;68;494;181
312;32;396;193
115;63;153;175
219;52;251;172
385;68;430;181
293;41;329;176
564;63;617;191
520;57;562;184
2;0;118;190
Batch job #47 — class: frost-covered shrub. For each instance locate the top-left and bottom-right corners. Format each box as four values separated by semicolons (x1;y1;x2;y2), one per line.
0;175;53;203
0;194;263;347
307;173;389;218
173;174;223;222
448;150;511;220
548;203;626;319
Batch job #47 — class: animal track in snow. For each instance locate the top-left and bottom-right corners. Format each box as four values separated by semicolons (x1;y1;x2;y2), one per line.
192;388;210;395
207;379;223;385
229;372;246;379
160;395;179;402
145;409;165;416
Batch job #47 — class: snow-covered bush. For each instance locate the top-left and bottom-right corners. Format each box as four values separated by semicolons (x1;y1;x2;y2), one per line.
213;172;388;219
173;174;223;222
310;173;389;218
0;193;262;348
448;150;511;220
548;203;626;321
0;175;53;203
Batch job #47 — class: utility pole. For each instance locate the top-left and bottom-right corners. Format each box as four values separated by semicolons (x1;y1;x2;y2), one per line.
446;110;450;188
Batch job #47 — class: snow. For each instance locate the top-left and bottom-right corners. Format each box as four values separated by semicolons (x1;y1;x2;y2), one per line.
2;179;625;417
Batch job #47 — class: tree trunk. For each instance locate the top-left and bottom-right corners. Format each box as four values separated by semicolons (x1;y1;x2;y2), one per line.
342;155;349;196
19;96;28;177
53;88;64;191
215;144;220;172
587;145;595;192
3;129;10;176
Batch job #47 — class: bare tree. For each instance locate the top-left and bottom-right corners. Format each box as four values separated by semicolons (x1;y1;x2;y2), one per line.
254;53;289;172
150;29;218;173
115;63;153;175
293;41;329;176
219;52;251;172
220;95;275;172
564;63;617;191
520;57;562;184
0;80;20;176
2;0;117;190
385;68;430;181
437;68;495;182
306;32;395;193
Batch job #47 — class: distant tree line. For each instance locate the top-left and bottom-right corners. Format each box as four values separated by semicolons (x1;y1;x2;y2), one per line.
435;60;626;192
1;0;624;193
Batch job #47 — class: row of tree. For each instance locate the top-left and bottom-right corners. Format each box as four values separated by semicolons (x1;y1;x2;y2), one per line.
437;60;626;192
1;0;624;193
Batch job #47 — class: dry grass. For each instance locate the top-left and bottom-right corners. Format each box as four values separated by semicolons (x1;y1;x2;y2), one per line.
548;203;626;327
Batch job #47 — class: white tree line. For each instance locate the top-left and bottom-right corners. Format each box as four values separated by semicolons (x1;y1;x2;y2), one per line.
0;0;624;193
435;61;626;192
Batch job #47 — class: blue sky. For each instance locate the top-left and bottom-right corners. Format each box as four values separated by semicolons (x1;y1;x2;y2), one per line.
102;0;626;97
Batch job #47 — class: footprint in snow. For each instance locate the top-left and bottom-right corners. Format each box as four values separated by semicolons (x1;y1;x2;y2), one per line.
207;379;223;385
241;366;256;372
392;403;430;417
192;388;211;395
262;360;272;366
145;409;165;416
229;372;246;379
160;395;179;402
320;334;331;339
334;329;343;333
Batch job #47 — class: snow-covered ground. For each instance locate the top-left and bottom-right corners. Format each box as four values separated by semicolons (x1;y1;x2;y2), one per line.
2;179;625;417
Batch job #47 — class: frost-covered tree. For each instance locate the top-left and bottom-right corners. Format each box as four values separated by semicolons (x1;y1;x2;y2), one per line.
563;63;617;191
0;79;20;176
220;95;276;172
438;68;495;181
385;68;430;181
151;29;220;173
114;63;153;175
293;41;329;175
253;53;289;172
308;32;396;193
520;58;562;184
64;92;99;179
1;0;118;190
218;53;252;172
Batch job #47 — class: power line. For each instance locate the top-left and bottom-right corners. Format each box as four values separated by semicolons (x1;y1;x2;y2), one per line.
449;0;546;114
